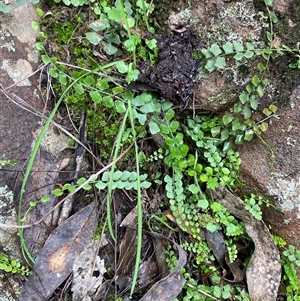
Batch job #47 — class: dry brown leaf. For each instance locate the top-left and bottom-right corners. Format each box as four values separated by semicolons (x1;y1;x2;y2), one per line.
21;147;70;256
140;232;187;301
208;187;281;301
19;202;97;301
72;235;108;301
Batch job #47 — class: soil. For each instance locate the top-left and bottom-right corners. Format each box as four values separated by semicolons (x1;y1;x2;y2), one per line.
137;27;201;108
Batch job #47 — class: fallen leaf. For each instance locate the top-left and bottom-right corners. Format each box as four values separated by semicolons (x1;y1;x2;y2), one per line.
140;232;187;301
204;229;244;283
208;187;281;301
72;235;107;301
21;147;70;256
19;202;97;301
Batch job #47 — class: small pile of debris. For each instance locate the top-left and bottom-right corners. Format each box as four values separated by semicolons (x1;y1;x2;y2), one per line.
137;27;201;108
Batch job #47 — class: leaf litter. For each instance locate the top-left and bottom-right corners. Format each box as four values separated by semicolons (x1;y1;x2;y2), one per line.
19;202;98;301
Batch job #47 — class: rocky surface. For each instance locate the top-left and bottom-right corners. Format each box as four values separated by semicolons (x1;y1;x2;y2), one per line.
0;1;41;299
168;0;300;251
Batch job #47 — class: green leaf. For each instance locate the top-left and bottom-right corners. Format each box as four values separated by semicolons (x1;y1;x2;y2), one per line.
149;121;160;134
210;44;222;56
115;61;128;73
205;167;213;176
36;7;44;16
244;129;254;141
52;188;63;196
232;119;244;131
257;62;266;72
233;53;244;61
256;85;264;98
226;223;237;234
58;74;67;85
235;133;244;144
243;105;252;119
74;83;84;95
206;222;219;232
126;16;135;28
269;12;278;23
188;184;200;194
159;124;170;134
246;42;255;50
41;196;49;203
233;102;242;113
197;198;208;210
165;109;175;121
222;284;231;300
234;42;244;52
103;42;118;55
221;129;229;140
82;183;92;190
77;177;87;185
126;68;140;83
207;177;219;189
214;56;226;69
250;97;259;109
223;140;233;152
141;181;151;189
202;49;214;58
103;95;114;107
239;92;249;104
146;38;157;50
170;120;179;132
35;42;44;51
95;181;107;190
124;39;136;52
41;55;51;64
0;3;12;13
32;21;39;31
205;59;216;72
213;286;222;298
222;42;233;54
263;107;272;116
29;201;37;207
200;174;208;182
85;32;102;45
251;74;260;86
90;90;102;103
266;31;273;42
128;171;137;181
107;6;122;22
244;50;254;58
269;104;278;113
89;19;110;31
211;126;220;137
115;100;126;113
49;68;58;78
246;83;254;94
113;170;123;181
222;114;233;125
105;32;121;44
264;0;272;6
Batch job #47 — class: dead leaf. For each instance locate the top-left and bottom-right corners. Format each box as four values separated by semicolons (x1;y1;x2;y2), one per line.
19;202;97;301
140;232;187;301
204;229;244;283
208;187;281;301
72;235;108;301
21;147;70;256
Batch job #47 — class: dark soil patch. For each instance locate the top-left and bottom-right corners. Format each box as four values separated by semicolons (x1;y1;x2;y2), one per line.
136;28;201;108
